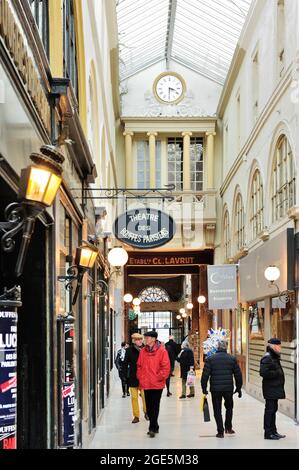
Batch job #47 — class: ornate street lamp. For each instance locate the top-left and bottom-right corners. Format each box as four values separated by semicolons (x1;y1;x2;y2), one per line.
58;241;99;308
264;265;291;302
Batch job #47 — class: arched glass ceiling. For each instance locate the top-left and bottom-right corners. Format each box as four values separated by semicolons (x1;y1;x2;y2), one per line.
116;0;252;84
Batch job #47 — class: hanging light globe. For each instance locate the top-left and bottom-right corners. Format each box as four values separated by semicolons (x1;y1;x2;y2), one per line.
264;265;280;282
133;297;141;306
123;293;133;303
198;295;206;304
108;247;128;267
186;302;193;310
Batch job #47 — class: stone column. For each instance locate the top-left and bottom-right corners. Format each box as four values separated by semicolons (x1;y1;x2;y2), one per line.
147;132;158;189
182;132;193;191
123;131;134;187
206;132;216;190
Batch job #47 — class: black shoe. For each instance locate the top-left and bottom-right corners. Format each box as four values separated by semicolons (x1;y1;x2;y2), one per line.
264;434;281;440
122;394;126;398
179;395;186;399
187;394;195;398
147;431;155;438
127;392;130;396
216;433;224;438
167;392;172;397
274;432;286;438
144;413;149;421
225;429;235;435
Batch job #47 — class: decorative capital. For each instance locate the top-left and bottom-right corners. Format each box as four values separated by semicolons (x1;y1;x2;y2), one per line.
123;131;134;137
182;132;193;137
147;132;158;137
205;131;216;137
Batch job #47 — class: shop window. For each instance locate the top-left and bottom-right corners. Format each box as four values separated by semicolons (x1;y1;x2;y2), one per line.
136;141;161;188
248;302;265;386
29;0;49;56
190;137;204;191
271;295;295;343
249;302;265;339
63;0;78;99
234;192;245;251
168;137;183;191
271;135;295;222
250;169;264;240
271;295;295;402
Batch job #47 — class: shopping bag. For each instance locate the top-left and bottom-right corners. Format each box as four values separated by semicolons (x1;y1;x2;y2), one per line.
202;396;210;422
186;369;196;387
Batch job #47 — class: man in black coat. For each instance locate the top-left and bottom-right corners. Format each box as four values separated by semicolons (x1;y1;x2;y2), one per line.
201;340;243;438
123;333;149;424
260;338;286;440
165;336;178;376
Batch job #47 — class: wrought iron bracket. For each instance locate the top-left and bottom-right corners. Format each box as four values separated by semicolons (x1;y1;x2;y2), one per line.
0;285;22;308
70;185;175;208
269;282;291;303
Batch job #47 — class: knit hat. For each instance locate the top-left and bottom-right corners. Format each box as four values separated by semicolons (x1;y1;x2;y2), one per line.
144;330;158;338
131;333;143;340
268;338;281;345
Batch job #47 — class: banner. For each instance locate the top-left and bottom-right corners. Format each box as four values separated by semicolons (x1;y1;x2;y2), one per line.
207;265;238;309
0;311;17;449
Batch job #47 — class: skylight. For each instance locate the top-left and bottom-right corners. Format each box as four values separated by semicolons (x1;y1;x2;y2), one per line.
116;0;252;84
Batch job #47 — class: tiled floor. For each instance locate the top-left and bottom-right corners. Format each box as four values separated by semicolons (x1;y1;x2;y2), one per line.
88;372;299;449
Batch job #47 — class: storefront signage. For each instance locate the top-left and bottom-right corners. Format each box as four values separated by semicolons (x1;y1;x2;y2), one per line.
207;265;238;309
0;0;50;131
127;250;213;266
62;382;75;447
0;311;17;450
113;208;175;249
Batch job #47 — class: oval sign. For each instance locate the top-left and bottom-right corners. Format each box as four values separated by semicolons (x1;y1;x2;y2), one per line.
113;208;176;249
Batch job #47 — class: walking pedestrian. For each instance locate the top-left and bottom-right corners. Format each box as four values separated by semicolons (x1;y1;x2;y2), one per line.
260;338;286;440
177;340;195;398
137;331;170;438
165;335;178;376
123;333;149;424
201;339;243;438
115;341;130;397
162;341;173;396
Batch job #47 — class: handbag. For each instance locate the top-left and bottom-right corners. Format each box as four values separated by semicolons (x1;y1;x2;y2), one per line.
201;395;211;422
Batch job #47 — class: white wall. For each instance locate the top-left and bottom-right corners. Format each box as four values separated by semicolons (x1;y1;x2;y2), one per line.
121;59;222;117
215;0;299;263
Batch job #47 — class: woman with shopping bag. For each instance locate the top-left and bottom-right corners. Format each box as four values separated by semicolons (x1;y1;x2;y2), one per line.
176;340;195;398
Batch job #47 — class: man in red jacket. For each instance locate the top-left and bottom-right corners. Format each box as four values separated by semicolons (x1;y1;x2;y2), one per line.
137;330;170;438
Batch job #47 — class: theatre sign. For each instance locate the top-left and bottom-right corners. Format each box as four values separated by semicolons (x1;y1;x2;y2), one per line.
113;208;176;249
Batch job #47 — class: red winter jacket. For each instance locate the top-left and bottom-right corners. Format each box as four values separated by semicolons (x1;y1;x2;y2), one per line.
137;341;170;390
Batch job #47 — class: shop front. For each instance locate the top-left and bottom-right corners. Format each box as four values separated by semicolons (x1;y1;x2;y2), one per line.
239;229;296;419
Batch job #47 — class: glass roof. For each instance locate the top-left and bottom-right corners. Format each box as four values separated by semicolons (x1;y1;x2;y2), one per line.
116;0;252;84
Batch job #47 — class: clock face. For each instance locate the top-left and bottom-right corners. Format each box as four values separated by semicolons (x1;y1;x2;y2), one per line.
154;73;185;104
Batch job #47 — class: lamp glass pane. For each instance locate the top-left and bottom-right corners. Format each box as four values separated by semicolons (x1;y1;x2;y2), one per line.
43;173;62;206
79;248;93;268
26;167;51;203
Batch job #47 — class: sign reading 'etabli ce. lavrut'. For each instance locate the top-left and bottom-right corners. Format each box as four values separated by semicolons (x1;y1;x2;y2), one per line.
113;208;176;249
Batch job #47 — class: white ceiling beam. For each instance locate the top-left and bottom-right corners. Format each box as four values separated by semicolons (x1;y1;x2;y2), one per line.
165;0;177;69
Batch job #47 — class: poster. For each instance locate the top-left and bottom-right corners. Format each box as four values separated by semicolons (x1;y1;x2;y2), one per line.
62;382;75;447
0;311;17;450
207;265;238;310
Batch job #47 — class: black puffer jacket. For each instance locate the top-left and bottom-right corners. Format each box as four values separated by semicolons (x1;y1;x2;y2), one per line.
177;348;195;380
123;345;142;388
201;351;243;393
260;346;285;400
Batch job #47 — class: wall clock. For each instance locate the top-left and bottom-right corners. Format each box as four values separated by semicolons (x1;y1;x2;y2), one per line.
153;72;186;104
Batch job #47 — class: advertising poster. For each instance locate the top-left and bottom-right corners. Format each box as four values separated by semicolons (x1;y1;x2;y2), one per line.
62;382;75;447
0;311;17;450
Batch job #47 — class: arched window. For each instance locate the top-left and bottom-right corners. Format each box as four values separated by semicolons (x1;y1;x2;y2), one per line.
272;135;295;222
234;193;245;251
223;209;231;260
250;169;264;239
139;287;170;303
